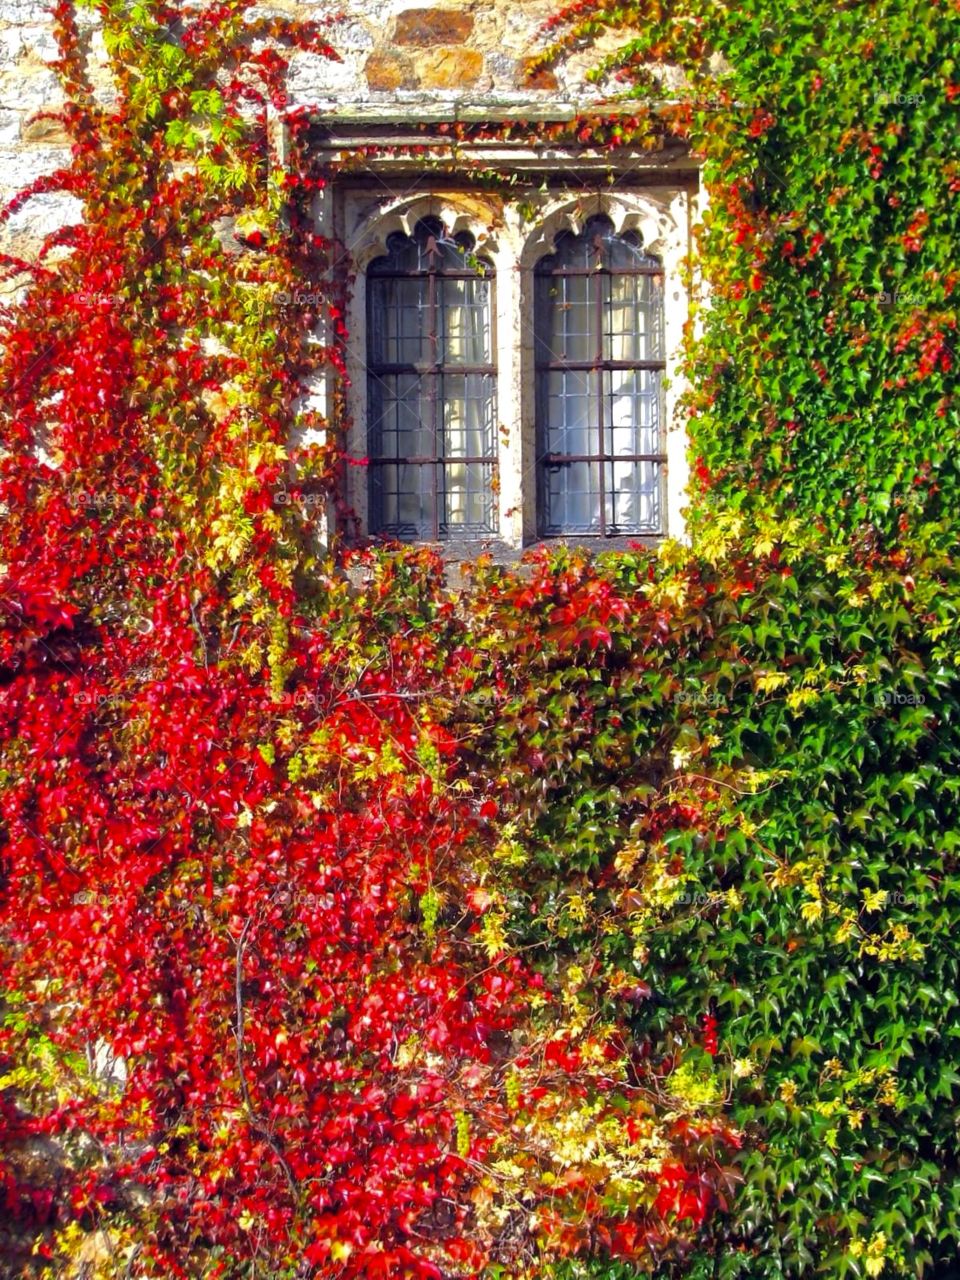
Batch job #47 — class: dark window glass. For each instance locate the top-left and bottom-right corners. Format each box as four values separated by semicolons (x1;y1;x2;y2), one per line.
367;217;497;541
535;215;666;537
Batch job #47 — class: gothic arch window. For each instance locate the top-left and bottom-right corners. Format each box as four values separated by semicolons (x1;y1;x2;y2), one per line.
333;184;692;550
366;216;498;541
534;214;666;537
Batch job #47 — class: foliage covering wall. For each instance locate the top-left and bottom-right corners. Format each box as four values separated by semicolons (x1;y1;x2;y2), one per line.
0;1;958;1278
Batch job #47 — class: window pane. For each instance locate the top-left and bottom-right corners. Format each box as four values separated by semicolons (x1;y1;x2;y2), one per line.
368;372;433;459
368;277;428;366
542;460;602;535
541;459;661;537
605;368;661;457
605;230;657;272
609;459;661;534
537;272;595;365
441;373;496;459
441;462;497;535
544;370;598;457
535;217;666;537
603;271;663;363
367;219;497;541
440;277;492;363
371;462;432;539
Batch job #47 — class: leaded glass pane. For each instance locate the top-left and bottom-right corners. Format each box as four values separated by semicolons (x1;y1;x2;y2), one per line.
371;462;432;540
544;370;598;456
542;460;602;535
605;368;661;457
603;270;663;363
440;277;492;363
368;276;428;366
609;459;661;534
441;373;496;459
368;372;432;460
440;462;497;535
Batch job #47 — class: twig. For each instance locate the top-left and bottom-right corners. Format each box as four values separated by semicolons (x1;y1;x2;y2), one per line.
683;770;785;797
189;598;209;668
233;909;299;1202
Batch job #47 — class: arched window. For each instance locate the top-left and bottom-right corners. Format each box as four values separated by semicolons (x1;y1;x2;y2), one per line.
366;217;497;541
535;215;666;537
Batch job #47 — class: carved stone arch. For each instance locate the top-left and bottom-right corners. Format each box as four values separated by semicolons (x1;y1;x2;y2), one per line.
519;192;679;269
350;193;501;269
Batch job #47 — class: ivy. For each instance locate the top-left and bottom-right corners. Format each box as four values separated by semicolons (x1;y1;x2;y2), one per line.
0;0;958;1278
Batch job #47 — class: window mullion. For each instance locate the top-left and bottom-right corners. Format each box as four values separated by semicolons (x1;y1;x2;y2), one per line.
595;256;607;538
428;256;440;541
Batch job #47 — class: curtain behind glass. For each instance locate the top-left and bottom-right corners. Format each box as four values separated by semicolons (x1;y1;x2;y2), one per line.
440;275;494;530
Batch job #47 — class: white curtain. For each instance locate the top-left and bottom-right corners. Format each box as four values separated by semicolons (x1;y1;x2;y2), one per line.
440;274;495;531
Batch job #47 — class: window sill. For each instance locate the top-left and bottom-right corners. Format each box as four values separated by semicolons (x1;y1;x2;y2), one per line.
344;534;662;587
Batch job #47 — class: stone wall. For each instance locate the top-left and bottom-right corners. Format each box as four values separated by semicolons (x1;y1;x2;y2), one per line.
293;1;559;103
0;0;639;262
284;0;614;110
1;0;68;261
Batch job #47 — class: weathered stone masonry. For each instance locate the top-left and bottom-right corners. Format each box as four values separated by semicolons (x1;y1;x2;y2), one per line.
0;0;678;260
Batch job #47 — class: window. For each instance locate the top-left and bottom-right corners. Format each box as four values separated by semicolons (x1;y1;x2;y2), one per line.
366;217;498;541
535;216;666;537
329;183;695;552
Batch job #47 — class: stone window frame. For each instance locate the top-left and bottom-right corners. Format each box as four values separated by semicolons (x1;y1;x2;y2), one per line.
328;181;694;553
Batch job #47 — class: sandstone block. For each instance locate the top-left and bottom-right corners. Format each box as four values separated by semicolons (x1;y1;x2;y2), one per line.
365;51;418;91
0;144;71;191
0;67;63;112
2;1;52;22
0;189;84;259
394;9;474;47
416;46;485;90
286;48;362;97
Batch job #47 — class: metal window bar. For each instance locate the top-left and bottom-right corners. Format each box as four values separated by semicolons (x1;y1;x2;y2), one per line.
367;219;498;541
536;217;667;538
